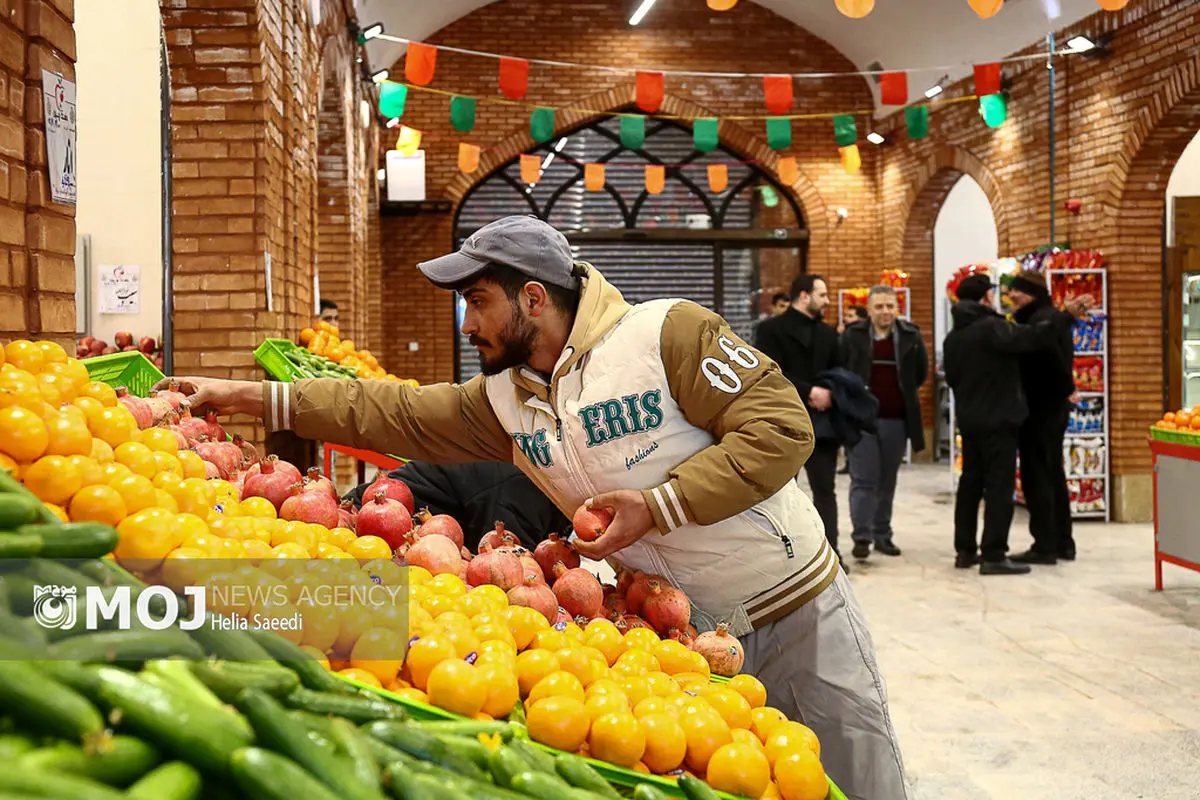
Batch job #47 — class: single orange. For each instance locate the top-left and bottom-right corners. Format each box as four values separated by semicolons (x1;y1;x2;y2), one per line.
705;741;771;798
638;712;687;773
426;659;488;717
0;406;49;462
773;748;827;800
526;695;590;752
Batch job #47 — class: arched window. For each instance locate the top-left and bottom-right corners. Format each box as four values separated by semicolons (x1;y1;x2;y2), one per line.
453;116;807;380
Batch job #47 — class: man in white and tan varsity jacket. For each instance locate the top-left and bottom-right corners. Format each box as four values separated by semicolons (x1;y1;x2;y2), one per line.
163;216;909;800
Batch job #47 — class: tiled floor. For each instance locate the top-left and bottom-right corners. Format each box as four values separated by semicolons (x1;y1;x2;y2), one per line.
838;463;1200;800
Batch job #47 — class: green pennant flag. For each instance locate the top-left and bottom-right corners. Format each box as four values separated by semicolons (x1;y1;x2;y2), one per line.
693;118;718;152
980;93;1007;128
760;185;779;208
905;106;929;140
450;96;476;133
766;117;792;150
379;83;407;118
530;107;555;143
832;114;857;147
620;115;646;149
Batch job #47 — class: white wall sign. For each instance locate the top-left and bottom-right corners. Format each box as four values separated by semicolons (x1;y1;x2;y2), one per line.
99;264;140;314
42;69;77;205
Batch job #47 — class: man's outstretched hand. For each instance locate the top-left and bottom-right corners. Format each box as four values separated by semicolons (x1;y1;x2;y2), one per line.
152;377;264;418
571;490;655;561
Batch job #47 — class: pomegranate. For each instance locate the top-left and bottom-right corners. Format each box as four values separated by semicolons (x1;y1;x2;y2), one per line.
176;409;210;442
458;560;470;584
553;607;573;627
365;470;414;513
233;434;260;467
229;462;251;496
692;623;745;677
157;381;188;412
615;568;638;597
641;580;691;636
667;626;695;649
534;533;579;578
479;522;517;553
621;615;653;631
413;508;465;549
603;594;628;618
201;410;226;442
460;546;472;560
115;387;153;430
337;499;357;530
551;561;603;619
304;467;339;502
405;534;462;576
243;456;302;510
144;393;174;426
355;490;413;550
625;572;665;616
203;460;221;480
518;555;544;584
243;454;301;485
507;578;558;622
279;482;339;528
466;548;523;590
395;530;418;559
572;504;612;542
195;439;238;479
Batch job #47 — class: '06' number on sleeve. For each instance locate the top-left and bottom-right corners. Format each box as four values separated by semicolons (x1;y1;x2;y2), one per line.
701;335;761;394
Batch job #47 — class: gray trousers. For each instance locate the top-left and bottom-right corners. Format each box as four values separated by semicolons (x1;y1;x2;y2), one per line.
849;419;908;545
740;570;910;800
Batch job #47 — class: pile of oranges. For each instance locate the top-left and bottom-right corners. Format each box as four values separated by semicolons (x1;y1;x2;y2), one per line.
298;320;409;383
1153;406;1200;433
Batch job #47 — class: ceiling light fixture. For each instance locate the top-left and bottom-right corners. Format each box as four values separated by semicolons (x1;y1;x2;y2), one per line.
385;117;400;128
866;131;885;145
376;168;386;182
924;81;945;99
554;138;569;153
361;22;384;41
371;69;389;83
629;0;658;26
1065;34;1095;52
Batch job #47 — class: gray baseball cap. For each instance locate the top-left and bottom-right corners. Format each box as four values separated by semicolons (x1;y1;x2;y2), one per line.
417;215;580;291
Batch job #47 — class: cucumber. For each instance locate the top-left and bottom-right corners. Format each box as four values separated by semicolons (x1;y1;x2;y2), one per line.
144;660;231;713
0;493;42;529
248;629;358;693
52;629;206;663
361;721;488;782
632;784;672;800
384;766;452;800
677;774;722;800
0;471;59;526
94;666;253;776
35;658;105;699
510;770;610;800
138;672;255;743
0;632;45;660
330;718;383;792
411;719;514;741
506;700;526;727
229;747;341;800
126;761;203;800
18;735;160;787
0;608;46;649
283;687;406;724
0;533;42;559
23;558;104;590
0;661;105;742
1;573;38;615
0;733;37;760
234;688;385;800
383;762;529;800
17;523;118;560
0;766;127;800
508;737;559;774
555;753;622;799
74;558;146;589
488;745;532;789
288;708;339;739
189;659;299;703
435;733;492;770
188;618;275;662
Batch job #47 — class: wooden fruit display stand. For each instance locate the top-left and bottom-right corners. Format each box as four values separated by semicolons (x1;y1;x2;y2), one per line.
1149;422;1200;590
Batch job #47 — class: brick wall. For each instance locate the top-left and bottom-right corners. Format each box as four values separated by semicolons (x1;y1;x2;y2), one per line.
0;0;76;351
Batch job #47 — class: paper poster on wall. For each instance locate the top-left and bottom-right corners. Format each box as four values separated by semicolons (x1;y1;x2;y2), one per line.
99;265;140;315
42;69;77;206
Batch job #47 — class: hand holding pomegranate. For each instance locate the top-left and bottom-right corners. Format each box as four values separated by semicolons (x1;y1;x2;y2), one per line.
570;490;654;561
153;376;265;418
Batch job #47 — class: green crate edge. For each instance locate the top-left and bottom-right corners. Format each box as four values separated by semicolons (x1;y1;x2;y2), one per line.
345;676;846;800
1150;427;1200;445
83;351;165;397
254;338;308;382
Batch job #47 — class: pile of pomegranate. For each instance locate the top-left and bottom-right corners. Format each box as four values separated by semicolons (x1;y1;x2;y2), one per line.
77;331;164;369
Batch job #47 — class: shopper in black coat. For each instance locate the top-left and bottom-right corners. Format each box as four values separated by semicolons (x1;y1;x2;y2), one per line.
944;274;1090;575
1007;271;1078;564
344;461;570;552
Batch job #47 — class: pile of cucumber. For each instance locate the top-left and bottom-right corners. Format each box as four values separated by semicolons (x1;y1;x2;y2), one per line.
284;348;359;380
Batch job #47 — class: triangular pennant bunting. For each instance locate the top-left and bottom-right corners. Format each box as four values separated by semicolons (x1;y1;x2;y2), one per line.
585;163;605;191
458;142;480;173
833;114;857;147
636;71;664;113
879;72;908;106
621;115;646;149
763;75;794;114
707;0;739;8
379;83;407;117
396;126;422;156
974;63;1001;97
777;156;798;186
499;57;529;100
530;107;555;143
707;164;728;193
405;43;437;86
840;144;862;174
520;154;540;184
645;165;665;194
980;93;1007;127
693;118;718;152
906;106;929;140
766;117;792;150
450;96;476;132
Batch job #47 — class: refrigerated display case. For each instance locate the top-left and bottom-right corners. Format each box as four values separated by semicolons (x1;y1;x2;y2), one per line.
1182;272;1200;409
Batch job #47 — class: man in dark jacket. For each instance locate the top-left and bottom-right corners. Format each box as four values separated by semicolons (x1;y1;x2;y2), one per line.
840;286;928;559
344;461;569;552
1007;271;1077;564
944;274;1090;575
755;274;843;558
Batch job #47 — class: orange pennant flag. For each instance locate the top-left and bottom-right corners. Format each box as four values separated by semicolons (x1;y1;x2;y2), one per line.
777;156;799;185
405;42;437;86
763;75;793;114
707;164;728;193
396;126;422;156
636;71;664;113
645;165;665;195
458;143;480;173
840;144;862;174
584;163;605;191
520;153;540;184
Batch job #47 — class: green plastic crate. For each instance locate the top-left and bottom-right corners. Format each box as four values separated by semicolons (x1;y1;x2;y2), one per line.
1150;427;1200;446
83;351;165;397
254;338;309;382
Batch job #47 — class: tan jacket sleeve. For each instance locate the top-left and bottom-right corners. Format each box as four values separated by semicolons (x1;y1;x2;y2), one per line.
641;302;815;532
261;377;514;464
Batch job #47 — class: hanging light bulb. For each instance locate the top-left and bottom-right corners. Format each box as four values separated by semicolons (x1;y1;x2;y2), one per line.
967;0;1004;19
706;0;739;9
834;0;874;19
1095;0;1129;9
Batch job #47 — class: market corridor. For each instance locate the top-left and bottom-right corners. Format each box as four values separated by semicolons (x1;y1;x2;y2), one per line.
844;464;1200;800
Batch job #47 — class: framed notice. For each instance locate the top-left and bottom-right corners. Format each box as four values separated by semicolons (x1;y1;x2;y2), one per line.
42;69;77;205
99;265;140;315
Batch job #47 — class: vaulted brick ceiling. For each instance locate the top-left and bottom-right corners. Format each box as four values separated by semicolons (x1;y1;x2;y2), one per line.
359;0;1108;108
